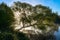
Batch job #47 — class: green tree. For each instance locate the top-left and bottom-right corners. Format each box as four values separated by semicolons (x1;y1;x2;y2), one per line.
0;3;14;32
0;2;30;40
0;3;16;40
32;5;59;32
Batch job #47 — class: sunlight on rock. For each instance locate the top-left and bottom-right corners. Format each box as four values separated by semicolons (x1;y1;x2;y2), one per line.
20;26;42;34
12;11;23;30
15;22;23;30
13;11;21;24
15;25;21;30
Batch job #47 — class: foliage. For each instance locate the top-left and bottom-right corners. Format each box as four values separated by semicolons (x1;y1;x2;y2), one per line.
16;32;29;40
0;32;14;40
0;3;14;32
0;2;29;40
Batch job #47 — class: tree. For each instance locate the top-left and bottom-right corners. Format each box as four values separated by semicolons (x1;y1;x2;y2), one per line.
32;5;59;33
0;3;14;32
0;3;16;40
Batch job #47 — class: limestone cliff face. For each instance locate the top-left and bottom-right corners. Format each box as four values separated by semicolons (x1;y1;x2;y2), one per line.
10;2;57;40
11;2;57;36
11;8;42;35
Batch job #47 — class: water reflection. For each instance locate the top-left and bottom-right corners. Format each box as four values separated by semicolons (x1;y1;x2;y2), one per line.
54;27;60;40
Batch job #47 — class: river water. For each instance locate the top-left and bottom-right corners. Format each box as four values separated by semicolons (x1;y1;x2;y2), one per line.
54;27;60;40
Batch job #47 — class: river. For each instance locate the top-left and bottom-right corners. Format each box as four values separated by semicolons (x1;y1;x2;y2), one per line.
54;27;60;40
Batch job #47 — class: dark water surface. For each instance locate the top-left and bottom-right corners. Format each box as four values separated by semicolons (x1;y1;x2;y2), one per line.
54;27;60;40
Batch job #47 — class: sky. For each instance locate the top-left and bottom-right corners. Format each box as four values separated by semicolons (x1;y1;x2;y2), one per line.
0;0;60;15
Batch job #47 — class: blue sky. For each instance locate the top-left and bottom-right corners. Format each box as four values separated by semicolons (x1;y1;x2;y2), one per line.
0;0;60;15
